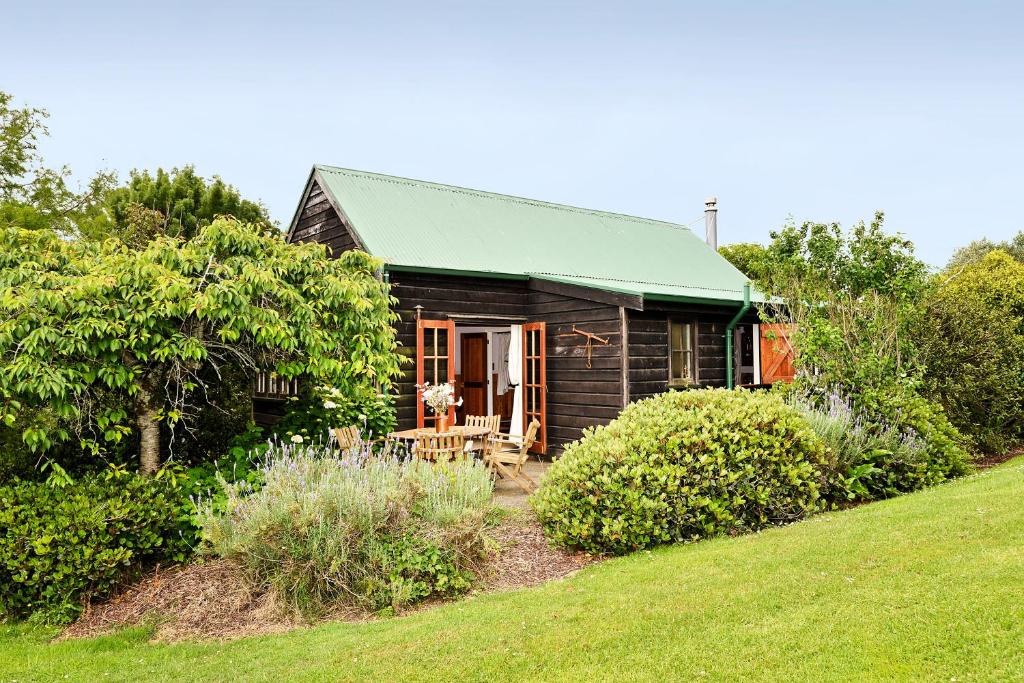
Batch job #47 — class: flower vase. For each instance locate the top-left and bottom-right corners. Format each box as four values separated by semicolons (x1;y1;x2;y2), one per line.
436;414;448;433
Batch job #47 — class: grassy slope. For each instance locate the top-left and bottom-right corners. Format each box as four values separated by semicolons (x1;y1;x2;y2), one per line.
2;459;1023;683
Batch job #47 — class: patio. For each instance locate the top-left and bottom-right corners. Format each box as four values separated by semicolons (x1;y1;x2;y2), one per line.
492;459;551;509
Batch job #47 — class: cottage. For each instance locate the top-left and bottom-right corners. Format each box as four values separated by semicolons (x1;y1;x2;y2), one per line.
269;165;786;455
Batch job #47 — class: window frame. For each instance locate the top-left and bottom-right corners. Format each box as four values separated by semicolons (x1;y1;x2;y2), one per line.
667;319;699;387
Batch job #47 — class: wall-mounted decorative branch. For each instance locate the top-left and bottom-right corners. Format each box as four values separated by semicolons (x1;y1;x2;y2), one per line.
572;325;610;368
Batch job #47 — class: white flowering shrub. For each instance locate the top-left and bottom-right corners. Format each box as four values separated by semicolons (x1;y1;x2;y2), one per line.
273;383;397;444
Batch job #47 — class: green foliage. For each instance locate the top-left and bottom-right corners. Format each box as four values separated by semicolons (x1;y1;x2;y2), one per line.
718;242;773;282
746;213;931;403
272;382;397;445
916;250;1024;453
531;389;829;555
787;387;969;501
0;471;195;623
87;166;271;246
752;212;928;300
199;442;492;615
857;386;972;483
0;218;402;473
0;91;114;236
946;230;1024;269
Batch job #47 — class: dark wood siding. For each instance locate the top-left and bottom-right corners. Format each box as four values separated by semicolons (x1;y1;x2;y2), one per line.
626;305;758;401
290;180;360;256
527;290;623;453
626;311;671;401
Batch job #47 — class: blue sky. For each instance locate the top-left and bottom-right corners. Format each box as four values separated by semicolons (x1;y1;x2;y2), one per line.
4;1;1022;266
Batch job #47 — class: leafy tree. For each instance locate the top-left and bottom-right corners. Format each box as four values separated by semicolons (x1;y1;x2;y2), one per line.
0;91;114;235
85;167;272;246
946;230;1024;269
916;250;1024;453
754;212;927;301
0;218;402;474
718;242;772;282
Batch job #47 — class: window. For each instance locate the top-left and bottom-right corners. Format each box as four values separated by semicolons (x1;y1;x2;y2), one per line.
669;321;698;385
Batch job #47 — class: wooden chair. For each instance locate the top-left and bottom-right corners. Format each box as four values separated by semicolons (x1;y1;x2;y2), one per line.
463;414;501;452
334;425;361;450
415;431;466;463
484;419;540;493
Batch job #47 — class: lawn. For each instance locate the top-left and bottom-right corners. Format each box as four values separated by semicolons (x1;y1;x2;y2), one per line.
2;458;1023;683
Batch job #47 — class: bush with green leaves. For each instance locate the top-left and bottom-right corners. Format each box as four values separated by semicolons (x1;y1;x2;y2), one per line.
198;441;493;615
0;472;195;623
271;382;397;446
916;250;1024;453
786;387;967;502
531;389;830;555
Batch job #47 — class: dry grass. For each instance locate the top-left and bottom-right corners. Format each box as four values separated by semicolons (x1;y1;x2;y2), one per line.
60;560;303;642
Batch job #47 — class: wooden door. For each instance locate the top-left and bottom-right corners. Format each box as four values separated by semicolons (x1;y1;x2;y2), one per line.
522;322;547;454
759;323;796;384
416;319;456;428
460;333;488;422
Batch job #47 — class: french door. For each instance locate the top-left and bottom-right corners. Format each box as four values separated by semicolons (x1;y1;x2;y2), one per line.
416;319;456;428
522;322;547;454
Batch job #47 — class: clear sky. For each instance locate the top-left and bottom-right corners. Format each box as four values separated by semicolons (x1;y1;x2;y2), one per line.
4;0;1022;266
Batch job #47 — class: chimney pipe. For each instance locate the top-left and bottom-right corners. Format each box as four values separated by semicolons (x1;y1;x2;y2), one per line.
704;196;718;250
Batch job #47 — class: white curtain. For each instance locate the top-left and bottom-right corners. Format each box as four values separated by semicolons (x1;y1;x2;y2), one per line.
493;331;512;395
508;324;523;438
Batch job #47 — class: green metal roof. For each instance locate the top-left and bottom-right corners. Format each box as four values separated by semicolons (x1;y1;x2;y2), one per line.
306;165;762;306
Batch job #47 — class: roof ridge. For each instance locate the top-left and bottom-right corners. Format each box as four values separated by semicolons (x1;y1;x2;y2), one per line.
314;164;694;233
530;272;750;294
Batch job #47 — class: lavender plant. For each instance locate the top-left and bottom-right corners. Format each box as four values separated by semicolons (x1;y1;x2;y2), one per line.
196;438;493;615
788;387;931;501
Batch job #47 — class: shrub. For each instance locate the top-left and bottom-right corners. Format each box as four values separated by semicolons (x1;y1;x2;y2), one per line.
916;250;1024;453
789;387;972;501
198;440;492;615
0;472;195;623
531;389;830;555
272;383;398;445
859;387;972;484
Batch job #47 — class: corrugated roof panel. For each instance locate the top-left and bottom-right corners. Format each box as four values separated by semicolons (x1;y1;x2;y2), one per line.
314;165;760;304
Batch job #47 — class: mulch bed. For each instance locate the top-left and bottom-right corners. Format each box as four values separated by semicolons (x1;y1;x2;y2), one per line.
974;448;1023;470
60;559;304;642
482;519;597;591
60;518;599;643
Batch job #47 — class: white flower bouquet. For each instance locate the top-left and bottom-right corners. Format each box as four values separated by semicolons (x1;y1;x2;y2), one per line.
416;381;463;418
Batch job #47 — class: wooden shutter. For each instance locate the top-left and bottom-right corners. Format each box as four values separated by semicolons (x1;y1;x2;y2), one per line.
416;319;456;428
759;323;796;384
522;322;547;454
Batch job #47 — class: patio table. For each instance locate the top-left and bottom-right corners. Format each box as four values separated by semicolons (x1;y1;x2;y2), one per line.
386;425;493;455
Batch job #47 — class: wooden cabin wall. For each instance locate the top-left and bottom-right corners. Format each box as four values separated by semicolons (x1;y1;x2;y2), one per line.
388;272;530;430
625;306;758;402
290;180;359;255
527;290;624;453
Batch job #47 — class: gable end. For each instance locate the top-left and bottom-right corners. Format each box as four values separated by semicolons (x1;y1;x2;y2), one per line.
286;173;365;257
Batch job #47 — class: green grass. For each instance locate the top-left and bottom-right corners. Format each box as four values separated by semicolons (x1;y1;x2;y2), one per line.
3;459;1024;683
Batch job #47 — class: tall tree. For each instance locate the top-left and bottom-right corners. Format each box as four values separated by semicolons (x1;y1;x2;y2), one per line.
86;167;272;246
946;231;1024;269
0;218;401;474
0;91;114;234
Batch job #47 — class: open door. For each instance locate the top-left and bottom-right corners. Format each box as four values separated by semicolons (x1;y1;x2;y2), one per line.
416;319;456;428
459;333;489;422
522;322;547;454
